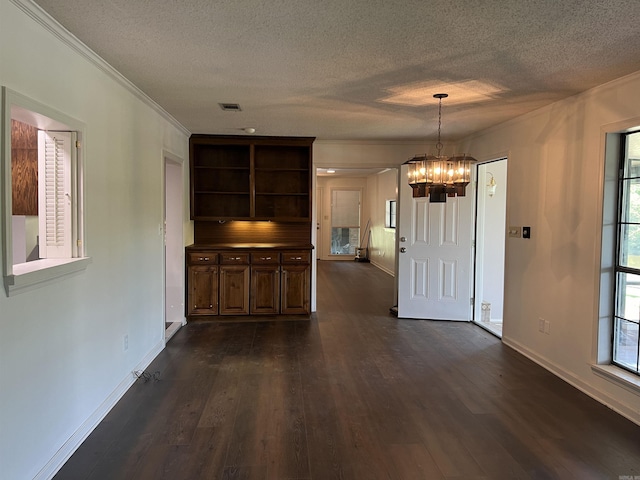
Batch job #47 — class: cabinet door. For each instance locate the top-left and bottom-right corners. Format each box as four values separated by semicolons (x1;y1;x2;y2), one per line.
251;266;280;314
220;265;250;315
281;265;310;315
188;265;218;315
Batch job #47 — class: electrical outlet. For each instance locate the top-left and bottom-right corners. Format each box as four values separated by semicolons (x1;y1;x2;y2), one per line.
538;318;545;332
124;334;129;351
544;320;551;335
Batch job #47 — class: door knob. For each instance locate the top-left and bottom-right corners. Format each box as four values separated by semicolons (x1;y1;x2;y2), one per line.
400;247;407;253
400;237;406;242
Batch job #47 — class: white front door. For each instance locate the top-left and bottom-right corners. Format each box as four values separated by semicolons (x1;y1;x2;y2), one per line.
397;164;474;320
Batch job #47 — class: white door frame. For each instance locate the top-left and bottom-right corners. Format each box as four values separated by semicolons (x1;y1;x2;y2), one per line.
473;158;507;335
163;151;185;341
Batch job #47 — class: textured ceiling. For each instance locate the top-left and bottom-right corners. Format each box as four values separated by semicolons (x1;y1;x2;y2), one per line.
31;0;640;141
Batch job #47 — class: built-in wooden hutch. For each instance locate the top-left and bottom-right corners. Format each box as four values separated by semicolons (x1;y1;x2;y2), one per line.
186;134;314;319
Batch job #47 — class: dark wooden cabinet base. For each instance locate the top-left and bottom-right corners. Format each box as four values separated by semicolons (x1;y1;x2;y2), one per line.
186;246;312;320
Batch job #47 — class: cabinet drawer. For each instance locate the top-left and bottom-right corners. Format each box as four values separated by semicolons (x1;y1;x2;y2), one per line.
281;251;310;264
220;252;250;264
188;252;218;265
251;252;279;264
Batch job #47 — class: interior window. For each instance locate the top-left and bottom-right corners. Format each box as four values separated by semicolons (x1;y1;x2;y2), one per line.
2;87;88;296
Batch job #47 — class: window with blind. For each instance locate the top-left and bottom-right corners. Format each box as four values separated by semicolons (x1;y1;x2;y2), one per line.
330;189;361;255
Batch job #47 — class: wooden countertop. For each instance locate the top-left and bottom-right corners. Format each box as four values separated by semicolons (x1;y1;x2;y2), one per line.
187;244;314;250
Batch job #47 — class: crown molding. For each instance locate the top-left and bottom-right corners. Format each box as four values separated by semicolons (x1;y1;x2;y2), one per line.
9;0;191;137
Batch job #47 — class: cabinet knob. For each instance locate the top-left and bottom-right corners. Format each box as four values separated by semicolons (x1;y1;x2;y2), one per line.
198;257;204;261
209;304;212;308
204;257;209;261
295;256;302;260
261;256;271;260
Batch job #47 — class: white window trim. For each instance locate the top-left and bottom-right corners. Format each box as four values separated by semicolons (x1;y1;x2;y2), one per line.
596;120;640;393
2;87;89;296
591;364;640;396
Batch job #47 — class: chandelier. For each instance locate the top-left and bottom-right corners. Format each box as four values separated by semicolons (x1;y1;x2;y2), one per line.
405;93;476;202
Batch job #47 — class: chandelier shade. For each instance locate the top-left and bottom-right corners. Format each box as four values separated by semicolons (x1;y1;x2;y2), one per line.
405;94;476;202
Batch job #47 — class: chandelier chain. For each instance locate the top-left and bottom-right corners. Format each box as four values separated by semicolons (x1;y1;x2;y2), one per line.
436;96;443;156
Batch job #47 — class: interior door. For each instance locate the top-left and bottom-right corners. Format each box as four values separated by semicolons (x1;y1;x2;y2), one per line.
397;164;474;320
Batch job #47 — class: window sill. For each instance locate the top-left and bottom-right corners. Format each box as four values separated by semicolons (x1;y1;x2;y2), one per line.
4;257;92;296
591;364;640;396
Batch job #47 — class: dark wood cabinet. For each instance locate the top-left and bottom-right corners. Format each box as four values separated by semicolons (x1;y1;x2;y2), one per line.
219;265;250;315
190;135;314;221
187;253;218;316
187;135;314;320
185;247;312;319
281;251;311;315
219;253;250;315
251;266;280;314
250;252;280;314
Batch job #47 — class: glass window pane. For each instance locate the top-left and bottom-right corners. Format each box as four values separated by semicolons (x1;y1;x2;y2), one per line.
621;177;640;223
613;317;639;372
618;223;640;268
616;272;640;322
623;132;640;178
331;227;359;255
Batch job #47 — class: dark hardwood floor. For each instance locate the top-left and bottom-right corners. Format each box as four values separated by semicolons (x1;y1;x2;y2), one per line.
55;260;640;479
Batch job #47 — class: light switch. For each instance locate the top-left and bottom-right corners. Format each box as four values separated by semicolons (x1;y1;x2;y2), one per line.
508;226;521;238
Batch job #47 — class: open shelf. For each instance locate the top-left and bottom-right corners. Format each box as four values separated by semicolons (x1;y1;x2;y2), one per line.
190;135;313;221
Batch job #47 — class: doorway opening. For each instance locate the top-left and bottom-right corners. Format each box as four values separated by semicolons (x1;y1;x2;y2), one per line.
473;159;507;337
164;154;184;341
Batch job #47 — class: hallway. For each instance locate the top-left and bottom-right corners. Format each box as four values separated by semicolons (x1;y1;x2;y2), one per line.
54;261;640;479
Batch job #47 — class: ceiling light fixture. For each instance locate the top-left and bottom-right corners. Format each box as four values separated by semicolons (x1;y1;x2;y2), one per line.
404;93;476;202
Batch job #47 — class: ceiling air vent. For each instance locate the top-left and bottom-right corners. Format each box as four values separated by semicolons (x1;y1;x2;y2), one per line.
218;103;242;112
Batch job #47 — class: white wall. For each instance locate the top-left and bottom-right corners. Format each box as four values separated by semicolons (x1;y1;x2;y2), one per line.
366;169;397;275
0;1;189;479
458;72;640;425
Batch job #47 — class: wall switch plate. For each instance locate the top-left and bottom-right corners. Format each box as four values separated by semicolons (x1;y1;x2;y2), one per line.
538;318;545;332
544;320;551;335
508;226;521;238
124;334;129;351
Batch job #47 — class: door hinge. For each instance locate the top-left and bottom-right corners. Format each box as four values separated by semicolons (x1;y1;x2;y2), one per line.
75;140;81;148
77;239;82;247
470;297;474;306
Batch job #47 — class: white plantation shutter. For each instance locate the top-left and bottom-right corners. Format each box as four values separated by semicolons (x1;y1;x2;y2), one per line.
38;130;74;258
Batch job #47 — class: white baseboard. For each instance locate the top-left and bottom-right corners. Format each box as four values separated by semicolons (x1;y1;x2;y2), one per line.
369;260;395;277
503;336;640;426
35;340;165;480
